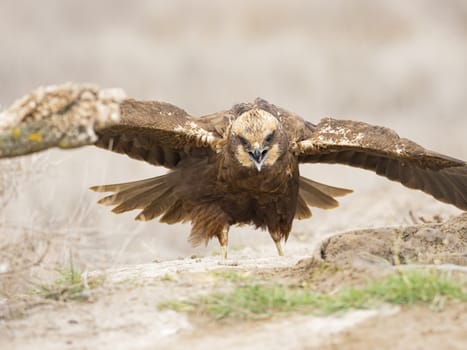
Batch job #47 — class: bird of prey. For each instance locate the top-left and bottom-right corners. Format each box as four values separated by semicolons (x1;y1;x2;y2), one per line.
91;98;467;258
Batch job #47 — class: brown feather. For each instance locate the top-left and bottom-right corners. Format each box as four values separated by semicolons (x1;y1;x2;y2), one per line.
160;200;186;224
95;99;220;168
295;194;312;219
96;179;165;206
90;176;165;193
188;206;229;247
296;118;467;210
299;176;353;198
134;187;175;221
299;181;338;209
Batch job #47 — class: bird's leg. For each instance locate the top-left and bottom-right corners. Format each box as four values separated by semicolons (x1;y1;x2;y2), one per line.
275;241;284;256
269;231;284;256
216;225;229;259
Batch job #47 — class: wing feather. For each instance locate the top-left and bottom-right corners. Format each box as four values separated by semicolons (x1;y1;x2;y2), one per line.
95;99;222;168
295;118;467;210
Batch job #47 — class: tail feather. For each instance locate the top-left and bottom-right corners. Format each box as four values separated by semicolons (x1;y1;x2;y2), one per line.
91;175;181;222
300;176;353;198
298;176;353;211
295;194;312;219
113;185;172;214
111;183;170;213
90;176;166;193
160;200;186;224
92;175;353;224
98;182;164;206
135;187;176;221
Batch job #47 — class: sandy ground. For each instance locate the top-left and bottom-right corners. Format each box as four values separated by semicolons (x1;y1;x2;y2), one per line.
1;1;466;349
1;214;466;350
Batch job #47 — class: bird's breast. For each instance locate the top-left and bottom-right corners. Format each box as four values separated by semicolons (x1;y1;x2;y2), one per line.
219;176;298;229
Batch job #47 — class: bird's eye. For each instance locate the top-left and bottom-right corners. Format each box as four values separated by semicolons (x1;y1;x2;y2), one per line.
264;131;275;143
238;135;249;147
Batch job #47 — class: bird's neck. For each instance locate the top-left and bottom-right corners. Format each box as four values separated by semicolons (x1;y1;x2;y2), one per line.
218;151;298;194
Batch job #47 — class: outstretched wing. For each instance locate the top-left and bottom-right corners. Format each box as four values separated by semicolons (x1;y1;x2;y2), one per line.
294;118;467;210
95;99;223;168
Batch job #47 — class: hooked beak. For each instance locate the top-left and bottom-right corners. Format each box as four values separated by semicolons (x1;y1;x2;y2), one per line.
248;147;268;171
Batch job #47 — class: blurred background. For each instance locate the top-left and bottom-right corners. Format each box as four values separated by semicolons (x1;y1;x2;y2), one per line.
0;0;466;271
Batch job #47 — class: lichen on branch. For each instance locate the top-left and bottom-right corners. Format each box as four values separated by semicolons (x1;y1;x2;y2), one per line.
0;83;125;158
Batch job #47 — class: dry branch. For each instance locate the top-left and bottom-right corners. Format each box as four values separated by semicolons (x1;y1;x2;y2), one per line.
0;83;125;158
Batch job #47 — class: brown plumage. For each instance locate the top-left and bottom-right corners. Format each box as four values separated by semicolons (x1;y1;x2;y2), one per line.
91;98;467;257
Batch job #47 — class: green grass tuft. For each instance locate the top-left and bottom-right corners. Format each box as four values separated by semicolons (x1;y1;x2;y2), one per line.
365;270;466;305
159;269;466;320
210;270;255;283
160;274;176;282
32;267;103;302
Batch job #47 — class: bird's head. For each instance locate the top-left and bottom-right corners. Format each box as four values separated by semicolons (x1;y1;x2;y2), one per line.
229;108;286;172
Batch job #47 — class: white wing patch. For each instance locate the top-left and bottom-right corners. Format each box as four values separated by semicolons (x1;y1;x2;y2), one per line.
174;121;216;146
297;121;367;153
296;118;420;157
315;121;366;146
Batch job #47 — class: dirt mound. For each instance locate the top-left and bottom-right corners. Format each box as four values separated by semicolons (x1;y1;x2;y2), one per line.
318;213;466;268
